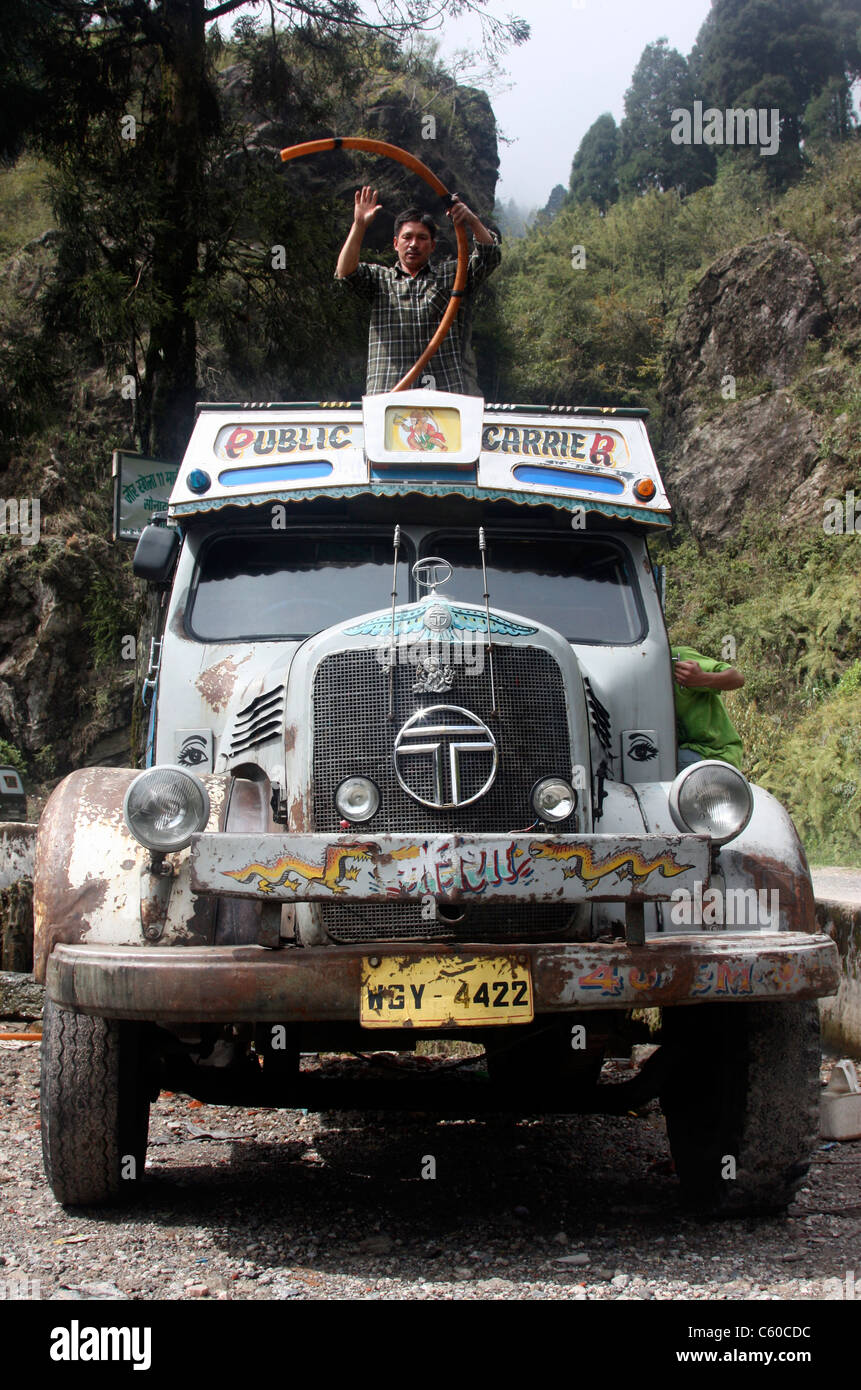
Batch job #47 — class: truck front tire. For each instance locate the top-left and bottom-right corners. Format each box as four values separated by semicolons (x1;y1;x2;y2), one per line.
659;1001;820;1216
40;997;152;1206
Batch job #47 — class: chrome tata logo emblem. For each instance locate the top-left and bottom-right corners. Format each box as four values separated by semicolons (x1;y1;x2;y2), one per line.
394;705;498;809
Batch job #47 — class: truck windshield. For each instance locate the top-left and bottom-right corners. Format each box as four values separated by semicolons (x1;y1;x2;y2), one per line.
189;533;413;641
188;530;642;644
425;533;643;644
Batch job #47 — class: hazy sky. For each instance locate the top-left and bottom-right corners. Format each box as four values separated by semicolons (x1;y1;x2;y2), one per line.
434;0;715;209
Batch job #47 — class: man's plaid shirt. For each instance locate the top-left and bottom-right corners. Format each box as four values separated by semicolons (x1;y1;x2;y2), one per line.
336;235;501;394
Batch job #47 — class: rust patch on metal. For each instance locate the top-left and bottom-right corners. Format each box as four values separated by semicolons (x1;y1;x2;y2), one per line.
33;769;129;980
187;892;217;942
45;933;839;1022
284;724;297;754
732;851;816;933
35;877;108;981
195;653;251;714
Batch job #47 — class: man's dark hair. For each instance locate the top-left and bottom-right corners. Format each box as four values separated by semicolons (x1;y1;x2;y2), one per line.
394;207;437;239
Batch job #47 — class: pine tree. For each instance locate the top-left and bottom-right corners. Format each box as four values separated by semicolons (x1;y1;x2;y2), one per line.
568;113;620;211
618;39;715;197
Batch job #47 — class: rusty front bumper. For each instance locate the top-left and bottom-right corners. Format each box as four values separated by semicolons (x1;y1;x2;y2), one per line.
188;831;712;903
46;933;839;1022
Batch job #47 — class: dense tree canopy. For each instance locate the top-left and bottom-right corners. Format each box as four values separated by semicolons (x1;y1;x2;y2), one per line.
563;4;861;209
568;113;620;211
692;0;860;185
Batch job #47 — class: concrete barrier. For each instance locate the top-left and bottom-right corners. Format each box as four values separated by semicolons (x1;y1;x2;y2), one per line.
816;899;861;1056
0;822;36;889
0;824;37;974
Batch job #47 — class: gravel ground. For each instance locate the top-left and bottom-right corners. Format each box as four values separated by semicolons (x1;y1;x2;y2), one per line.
1;1035;859;1303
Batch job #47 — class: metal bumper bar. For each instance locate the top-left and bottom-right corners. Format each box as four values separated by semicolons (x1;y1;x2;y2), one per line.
46;933;839;1022
189;832;711;903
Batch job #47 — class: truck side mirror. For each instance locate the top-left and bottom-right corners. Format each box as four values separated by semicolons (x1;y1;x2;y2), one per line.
133;523;180;583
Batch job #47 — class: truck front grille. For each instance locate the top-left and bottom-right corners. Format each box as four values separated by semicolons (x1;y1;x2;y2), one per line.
318;901;581;943
312;645;583;942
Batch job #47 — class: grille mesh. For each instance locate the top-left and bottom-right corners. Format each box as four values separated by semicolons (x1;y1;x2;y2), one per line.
312;646;583;942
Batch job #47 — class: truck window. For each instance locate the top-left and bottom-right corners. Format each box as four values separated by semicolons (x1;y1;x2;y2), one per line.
188;532;414;641
425;533;644;644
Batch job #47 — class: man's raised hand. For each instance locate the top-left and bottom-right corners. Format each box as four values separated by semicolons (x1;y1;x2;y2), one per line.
354;186;382;228
336;187;381;276
447;194;494;244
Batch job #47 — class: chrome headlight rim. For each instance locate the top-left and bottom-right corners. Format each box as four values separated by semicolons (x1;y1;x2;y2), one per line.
530;775;577;824
668;759;753;846
123;764;211;853
334;775;381;824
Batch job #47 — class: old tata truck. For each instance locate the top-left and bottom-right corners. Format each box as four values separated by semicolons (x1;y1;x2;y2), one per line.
34;390;839;1212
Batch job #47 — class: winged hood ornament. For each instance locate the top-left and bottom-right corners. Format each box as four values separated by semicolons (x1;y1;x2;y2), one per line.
344;598;537;640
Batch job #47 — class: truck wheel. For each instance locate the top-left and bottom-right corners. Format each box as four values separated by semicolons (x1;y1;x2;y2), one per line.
40;997;152;1206
659;1001;820;1216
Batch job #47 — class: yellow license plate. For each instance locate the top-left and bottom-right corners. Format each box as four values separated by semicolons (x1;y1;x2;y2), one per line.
360;954;534;1028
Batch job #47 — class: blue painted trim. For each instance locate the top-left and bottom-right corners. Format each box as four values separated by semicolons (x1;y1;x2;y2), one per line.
144;677;158;768
218;460;334;486
513;465;626;495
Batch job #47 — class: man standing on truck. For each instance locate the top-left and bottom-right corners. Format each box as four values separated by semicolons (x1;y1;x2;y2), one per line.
672;645;745;771
335;186;500;395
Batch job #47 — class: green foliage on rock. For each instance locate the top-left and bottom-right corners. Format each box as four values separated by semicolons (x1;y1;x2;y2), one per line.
494;158;774;408
654;514;861;863
766;690;861;864
84;570;139;673
0;740;27;777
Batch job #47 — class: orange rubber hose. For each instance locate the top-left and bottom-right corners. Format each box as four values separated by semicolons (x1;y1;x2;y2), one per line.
280;136;469;391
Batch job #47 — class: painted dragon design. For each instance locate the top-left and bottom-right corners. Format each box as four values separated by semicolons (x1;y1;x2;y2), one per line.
225;841;377;895
528;841;693;888
224;841;421;895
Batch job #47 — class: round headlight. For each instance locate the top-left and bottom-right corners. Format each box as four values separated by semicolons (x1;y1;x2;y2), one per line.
335;776;380;823
668;760;753;846
531;776;576;823
123;766;211;853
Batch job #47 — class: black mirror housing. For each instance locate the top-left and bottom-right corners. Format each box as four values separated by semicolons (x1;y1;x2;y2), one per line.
133;524;180;583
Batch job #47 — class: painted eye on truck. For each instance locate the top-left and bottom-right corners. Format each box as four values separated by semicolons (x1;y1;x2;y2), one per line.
177;735;209;766
627;736;658;762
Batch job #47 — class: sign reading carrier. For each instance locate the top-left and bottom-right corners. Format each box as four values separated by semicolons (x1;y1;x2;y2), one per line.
190;832;710;902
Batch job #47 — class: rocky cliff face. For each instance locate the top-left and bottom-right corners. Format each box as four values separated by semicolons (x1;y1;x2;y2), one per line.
659;231;859;541
222;61;500;251
0;533;136;788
